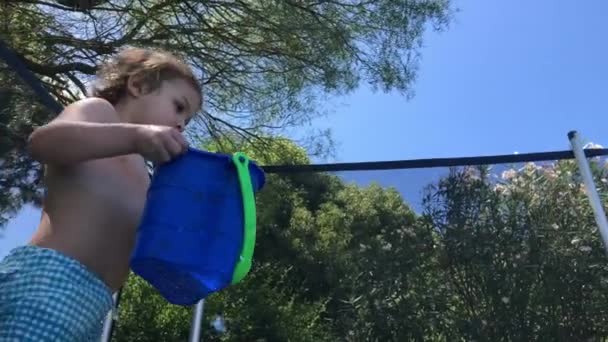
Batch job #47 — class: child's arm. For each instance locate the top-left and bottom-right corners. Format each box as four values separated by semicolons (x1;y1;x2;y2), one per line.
28;98;187;165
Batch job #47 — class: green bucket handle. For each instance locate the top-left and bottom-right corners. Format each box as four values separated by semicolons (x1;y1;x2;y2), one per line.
230;152;257;284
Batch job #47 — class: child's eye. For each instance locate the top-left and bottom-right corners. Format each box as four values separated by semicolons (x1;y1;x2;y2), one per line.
174;101;185;113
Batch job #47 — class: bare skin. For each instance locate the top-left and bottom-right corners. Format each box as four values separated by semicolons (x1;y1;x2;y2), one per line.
27;77;201;292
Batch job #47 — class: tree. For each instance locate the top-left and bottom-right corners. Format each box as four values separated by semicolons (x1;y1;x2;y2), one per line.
113;137;440;341
114;138;336;341
105;141;608;341
423;158;608;340
2;0;452;141
0;3;57;226
0;0;452;227
204;136;444;339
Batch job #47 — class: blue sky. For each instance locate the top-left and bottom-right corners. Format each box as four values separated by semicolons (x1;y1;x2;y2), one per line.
311;0;607;162
1;0;607;257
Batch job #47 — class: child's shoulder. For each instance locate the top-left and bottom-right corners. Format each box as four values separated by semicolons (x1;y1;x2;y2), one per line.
57;97;120;124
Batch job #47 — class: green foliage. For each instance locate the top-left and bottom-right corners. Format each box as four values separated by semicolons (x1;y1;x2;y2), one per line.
7;3;608;341
1;0;449;223
114;276;192;342
0;60;48;227
113;144;608;341
115;137;439;341
0;3;67;227
202;135;310;166
423;159;608;340
2;0;452;140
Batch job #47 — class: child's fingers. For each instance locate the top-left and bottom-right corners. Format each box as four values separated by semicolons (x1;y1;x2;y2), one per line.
165;135;183;158
171;129;188;153
156;146;171;163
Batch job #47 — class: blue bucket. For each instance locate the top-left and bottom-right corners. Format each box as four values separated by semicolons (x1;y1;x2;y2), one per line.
130;148;265;305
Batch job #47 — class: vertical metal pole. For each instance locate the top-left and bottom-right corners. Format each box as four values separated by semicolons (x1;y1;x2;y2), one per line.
100;289;122;342
568;130;608;253
188;299;206;342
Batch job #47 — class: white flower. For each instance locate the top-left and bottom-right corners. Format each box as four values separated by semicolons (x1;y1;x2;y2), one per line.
524;162;539;173
579;246;592;253
571;238;581;245
584;142;604;149
543;169;558;180
502;169;517;180
501;297;510;304
551;223;559;230
494;184;508;194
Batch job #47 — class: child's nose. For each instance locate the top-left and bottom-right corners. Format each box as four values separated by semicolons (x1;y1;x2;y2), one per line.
176;120;186;132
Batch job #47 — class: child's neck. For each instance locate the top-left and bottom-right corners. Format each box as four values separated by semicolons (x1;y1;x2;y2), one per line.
112;98;138;124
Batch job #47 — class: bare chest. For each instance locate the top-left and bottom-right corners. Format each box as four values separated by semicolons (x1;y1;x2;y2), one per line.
51;155;151;227
94;155;150;220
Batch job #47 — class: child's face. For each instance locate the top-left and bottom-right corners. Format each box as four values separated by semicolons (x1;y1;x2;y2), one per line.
129;78;201;132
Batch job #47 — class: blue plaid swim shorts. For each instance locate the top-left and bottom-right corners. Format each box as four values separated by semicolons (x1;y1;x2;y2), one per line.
0;245;114;341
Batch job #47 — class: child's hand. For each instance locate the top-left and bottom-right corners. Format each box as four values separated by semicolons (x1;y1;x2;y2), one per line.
134;125;188;163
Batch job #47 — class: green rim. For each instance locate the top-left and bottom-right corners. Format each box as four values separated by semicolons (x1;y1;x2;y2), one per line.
231;152;257;284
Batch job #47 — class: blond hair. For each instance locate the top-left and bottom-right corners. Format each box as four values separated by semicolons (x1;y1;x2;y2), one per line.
90;47;202;106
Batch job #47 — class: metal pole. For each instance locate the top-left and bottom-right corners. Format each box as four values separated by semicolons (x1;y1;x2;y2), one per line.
188;299;206;342
100;288;122;342
568;130;608;253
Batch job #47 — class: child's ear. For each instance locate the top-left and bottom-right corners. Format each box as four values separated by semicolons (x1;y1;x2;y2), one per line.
126;74;144;98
